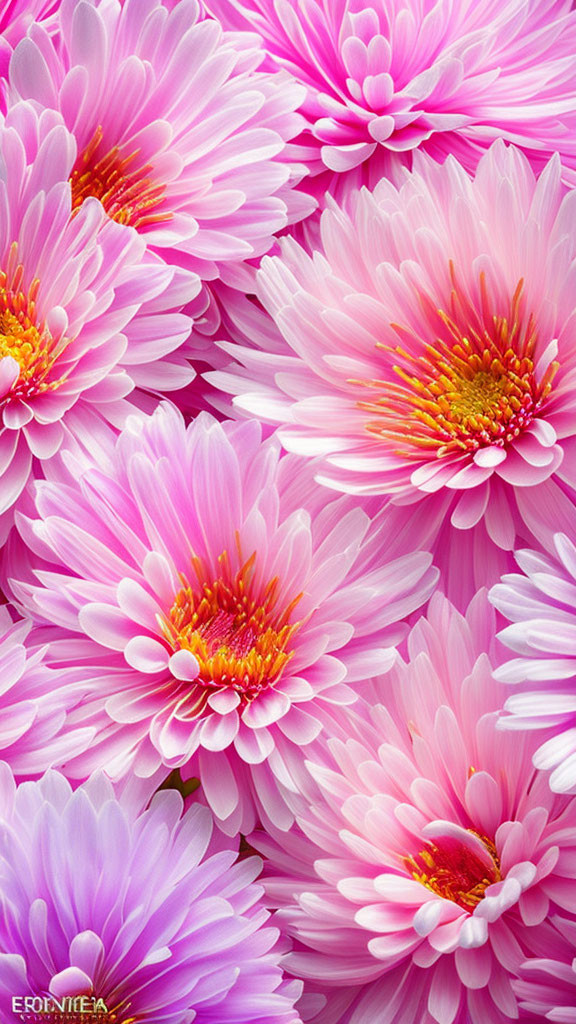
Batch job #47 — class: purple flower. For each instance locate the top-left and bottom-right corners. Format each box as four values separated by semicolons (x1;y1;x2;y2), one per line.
0;765;302;1024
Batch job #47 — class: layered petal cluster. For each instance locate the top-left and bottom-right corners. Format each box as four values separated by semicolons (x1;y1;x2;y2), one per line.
8;0;313;284
0;2;57;100
251;593;576;1024
0;0;56;39
193;283;291;422
0;604;92;774
490;529;576;796
515;917;576;1022
11;403;437;834
213;143;576;585
0;765;302;1024
206;0;576;185
3;4;576;1021
0;101;202;536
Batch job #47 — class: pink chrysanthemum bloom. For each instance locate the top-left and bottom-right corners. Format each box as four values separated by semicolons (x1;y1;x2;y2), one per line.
251;593;576;1024
0;100;201;537
0;605;92;775
214;143;576;588
490;529;576;796
205;0;576;186
0;765;303;1024
8;0;312;286
11;403;437;834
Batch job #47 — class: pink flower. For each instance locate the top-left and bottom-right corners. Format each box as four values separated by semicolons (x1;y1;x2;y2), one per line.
205;0;576;186
490;529;576;795
251;592;576;1023
0;603;92;774
213;143;576;591
10;403;437;834
8;0;313;285
0;101;201;536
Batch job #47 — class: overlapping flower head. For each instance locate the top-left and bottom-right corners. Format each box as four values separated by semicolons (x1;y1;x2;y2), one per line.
212;142;576;590
0;604;92;774
251;593;576;1023
10;403;437;834
205;0;576;188
0;765;303;1024
515;917;576;1021
0;100;204;538
7;0;313;286
490;527;576;796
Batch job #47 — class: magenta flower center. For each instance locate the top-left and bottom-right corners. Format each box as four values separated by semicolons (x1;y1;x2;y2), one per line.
405;832;501;911
357;273;558;458
0;254;65;403
163;549;302;703
70;126;171;231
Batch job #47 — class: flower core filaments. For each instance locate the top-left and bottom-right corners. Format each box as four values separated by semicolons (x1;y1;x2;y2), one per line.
70;126;170;230
163;548;301;709
357;272;558;460
405;832;502;911
0;252;64;404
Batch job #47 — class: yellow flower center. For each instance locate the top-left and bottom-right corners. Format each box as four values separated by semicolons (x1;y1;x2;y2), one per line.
356;272;558;459
162;547;302;715
70;126;171;230
0;252;65;403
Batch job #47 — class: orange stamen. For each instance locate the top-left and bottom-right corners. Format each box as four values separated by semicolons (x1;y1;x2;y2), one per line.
405;831;501;911
70;126;172;230
0;244;68;403
354;269;558;460
162;542;302;714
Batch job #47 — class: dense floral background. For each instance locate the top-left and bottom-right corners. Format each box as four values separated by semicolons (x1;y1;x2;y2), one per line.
1;1;576;1022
